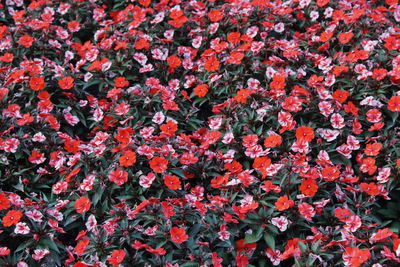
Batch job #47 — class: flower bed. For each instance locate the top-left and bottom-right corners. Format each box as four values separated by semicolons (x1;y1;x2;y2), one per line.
0;0;400;266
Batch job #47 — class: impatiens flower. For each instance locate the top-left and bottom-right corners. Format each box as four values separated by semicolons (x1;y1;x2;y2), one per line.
344;215;362;232
264;134;282;147
2;210;23;227
338;32;354;44
58;76;75;90
271;216;290;232
275;195;294;211
298;203;315;221
218;224;230;241
299;178;318;196
160;120;178;136
107;249;126;266
265;248;282;266
170;226;188;244
74;196;91;214
321;166;340;181
295;126;315;142
149;156;169;173
164;175;181;190
28;150;46;164
119;151;136;167
360;182;380;196
370;228;394;243
14;222;30;234
29;77;45;91
32;249;50;261
0;247;10;256
332;90;350;103
18;35;34;48
342;247;370;267
388;96;400;112
108;169;128;186
194;84;208;97
0;194;10;210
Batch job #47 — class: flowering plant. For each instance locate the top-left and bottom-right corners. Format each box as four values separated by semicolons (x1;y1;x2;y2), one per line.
0;0;400;266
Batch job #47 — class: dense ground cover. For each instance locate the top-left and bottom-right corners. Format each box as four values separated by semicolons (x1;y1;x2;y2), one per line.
0;0;400;266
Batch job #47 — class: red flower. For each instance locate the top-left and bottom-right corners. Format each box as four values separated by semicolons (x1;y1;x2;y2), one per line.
316;0;330;7
114;77;129;87
208;10;223;22
149;156;169;173
342;247;370;267
299;178;318;196
224;161;243;174
167;56;181;69
170;227;188;244
0;247;10;256
204;56;220;72
160;120;178;136
275;195;294;211
2;210;23;227
194;84;208;97
253;156;271;177
338;32;354;44
107;249;126;266
321;166;340;181
119;151;136;167
0;193;10;210
75;238;89;256
164;175;181;190
18;35;34;48
295;126;315;142
58;76;75;90
236;239;257;254
29;77;45;91
74;196;91;214
332;90;350;103
264;134;282;148
108;169;128;186
360;182;380;196
388;96;400;112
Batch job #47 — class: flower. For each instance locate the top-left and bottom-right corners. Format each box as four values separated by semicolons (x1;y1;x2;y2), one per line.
164;175;181;190
18;35;34;48
299;178;318;196
107;249;126;266
338;32;354;44
170;227;188;244
149;156;169;173
0;193;10;210
342;247;370;267
108;169;128;186
119;151;136;167
29;77;45;91
74;196;91;214
295;126;315;142
2;210;23;227
0;247;10;256
264;134;282;147
58;76;75;90
194;84;209;97
275;195;294;211
388;96;400;112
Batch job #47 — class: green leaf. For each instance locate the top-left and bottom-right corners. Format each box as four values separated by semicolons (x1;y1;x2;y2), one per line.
15;240;33;252
263;233;275;250
244;227;263;244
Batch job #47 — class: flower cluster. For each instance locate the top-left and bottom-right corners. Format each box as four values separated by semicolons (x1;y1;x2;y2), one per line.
0;0;400;266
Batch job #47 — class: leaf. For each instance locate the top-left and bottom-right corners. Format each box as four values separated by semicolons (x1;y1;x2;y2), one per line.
15;240;33;252
40;238;60;253
264;233;275;250
244;227;263;244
